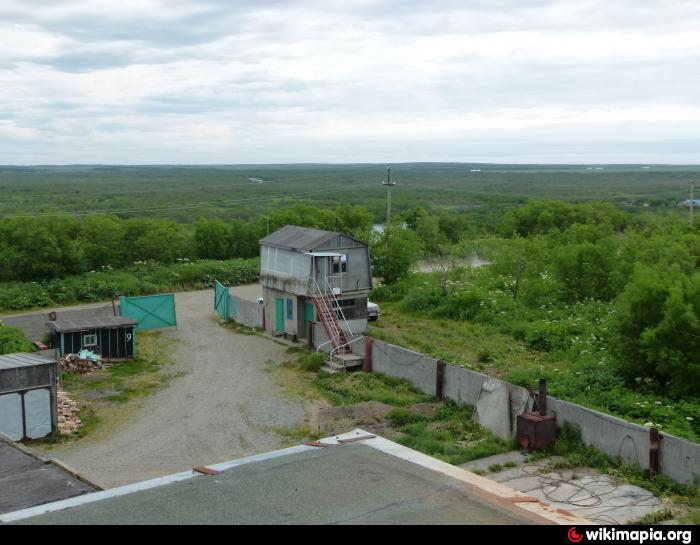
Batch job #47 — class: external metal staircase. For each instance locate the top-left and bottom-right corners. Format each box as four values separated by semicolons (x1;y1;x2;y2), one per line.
309;278;364;373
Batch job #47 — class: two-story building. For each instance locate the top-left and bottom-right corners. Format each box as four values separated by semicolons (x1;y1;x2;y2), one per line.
259;225;372;347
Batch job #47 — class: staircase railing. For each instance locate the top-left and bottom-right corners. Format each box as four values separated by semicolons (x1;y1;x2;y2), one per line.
308;276;363;359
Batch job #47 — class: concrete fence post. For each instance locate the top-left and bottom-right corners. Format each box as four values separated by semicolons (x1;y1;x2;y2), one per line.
363;336;373;373
436;360;446;400
650;427;661;475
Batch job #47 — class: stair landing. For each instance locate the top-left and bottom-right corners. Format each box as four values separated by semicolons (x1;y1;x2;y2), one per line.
321;353;364;374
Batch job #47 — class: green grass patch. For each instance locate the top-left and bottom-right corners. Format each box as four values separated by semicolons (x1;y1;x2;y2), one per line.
394;403;513;465
223;320;261;336
314;371;433;407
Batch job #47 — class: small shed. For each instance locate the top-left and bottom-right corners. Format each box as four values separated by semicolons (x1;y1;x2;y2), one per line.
47;317;137;361
0;352;58;441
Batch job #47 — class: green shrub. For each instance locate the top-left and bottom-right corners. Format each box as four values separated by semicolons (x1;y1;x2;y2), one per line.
299;352;324;372
0;325;33;354
0;258;259;312
388;407;429;426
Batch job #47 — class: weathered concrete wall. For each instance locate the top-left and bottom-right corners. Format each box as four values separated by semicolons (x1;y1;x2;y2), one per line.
227;294;262;329
548;397;700;485
1;304;118;342
660;435;700;486
354;337;700;485
442;366;532;439
371;340;438;396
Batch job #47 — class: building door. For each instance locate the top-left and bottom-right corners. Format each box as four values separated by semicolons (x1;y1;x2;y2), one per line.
305;302;314;329
275;297;285;332
313;256;329;291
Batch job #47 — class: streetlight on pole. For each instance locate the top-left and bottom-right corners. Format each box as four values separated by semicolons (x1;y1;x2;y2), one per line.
383;166;396;227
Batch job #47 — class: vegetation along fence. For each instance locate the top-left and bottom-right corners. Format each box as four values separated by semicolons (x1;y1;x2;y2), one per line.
357;338;700;485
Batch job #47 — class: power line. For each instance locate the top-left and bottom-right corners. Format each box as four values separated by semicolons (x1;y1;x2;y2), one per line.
0;183;378;219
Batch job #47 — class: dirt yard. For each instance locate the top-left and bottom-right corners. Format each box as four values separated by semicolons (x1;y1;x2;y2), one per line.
43;290;306;488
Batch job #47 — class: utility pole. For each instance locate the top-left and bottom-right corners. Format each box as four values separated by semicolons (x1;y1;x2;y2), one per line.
383;166;396;227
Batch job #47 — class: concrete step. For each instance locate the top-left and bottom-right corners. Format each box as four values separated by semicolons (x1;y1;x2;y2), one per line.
333;353;363;363
321;360;345;374
321;354;365;374
330;353;364;370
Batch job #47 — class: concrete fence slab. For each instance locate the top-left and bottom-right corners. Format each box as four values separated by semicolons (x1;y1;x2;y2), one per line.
548;397;651;470
227;295;262;329
371;340;438;396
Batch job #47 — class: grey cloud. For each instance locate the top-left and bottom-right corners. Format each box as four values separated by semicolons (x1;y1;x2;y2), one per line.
0;0;699;163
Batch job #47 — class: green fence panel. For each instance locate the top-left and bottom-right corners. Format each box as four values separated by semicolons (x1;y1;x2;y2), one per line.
119;293;177;331
214;281;229;320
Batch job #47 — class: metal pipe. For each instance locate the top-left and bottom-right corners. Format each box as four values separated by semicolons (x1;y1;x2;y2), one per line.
436;360;446;400
363;336;373;373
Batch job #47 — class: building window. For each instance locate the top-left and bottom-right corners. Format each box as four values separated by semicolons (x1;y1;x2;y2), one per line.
83;333;97;347
287;298;294;320
331;255;347;274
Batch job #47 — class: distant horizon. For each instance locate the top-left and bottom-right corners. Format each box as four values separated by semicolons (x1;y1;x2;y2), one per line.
2;162;700;169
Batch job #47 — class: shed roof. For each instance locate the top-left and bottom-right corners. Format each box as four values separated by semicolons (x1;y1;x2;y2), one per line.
0;352;55;371
260;225;367;252
47;317;137;334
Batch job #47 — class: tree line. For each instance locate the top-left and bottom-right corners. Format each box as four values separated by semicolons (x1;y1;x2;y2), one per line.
373;200;700;401
0;203;374;282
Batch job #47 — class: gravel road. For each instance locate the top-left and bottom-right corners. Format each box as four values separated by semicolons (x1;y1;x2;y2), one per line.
47;290;305;488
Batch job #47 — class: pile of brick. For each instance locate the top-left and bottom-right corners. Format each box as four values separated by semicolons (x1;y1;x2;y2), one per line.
60;354;102;374
57;389;81;435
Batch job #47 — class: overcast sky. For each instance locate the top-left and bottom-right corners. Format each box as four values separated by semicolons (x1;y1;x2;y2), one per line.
1;0;699;164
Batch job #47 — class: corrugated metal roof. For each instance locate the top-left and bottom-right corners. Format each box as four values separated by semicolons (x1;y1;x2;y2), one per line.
260;225;367;251
47;317;137;334
0;352;55;370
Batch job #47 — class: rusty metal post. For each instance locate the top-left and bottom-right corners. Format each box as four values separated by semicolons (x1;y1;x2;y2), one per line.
307;321;313;349
262;308;266;331
436;360;446;400
649;427;660;475
363;336;373;373
538;378;548;416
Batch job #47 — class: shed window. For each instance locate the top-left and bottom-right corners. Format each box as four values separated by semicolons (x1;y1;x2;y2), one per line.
287;298;294;320
82;333;97;347
332;255;347;274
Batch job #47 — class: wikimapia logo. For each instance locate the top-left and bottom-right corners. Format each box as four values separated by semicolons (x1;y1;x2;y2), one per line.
567;527;693;544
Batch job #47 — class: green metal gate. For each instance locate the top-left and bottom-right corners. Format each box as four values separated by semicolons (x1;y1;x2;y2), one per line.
214;280;229;320
119;294;177;331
